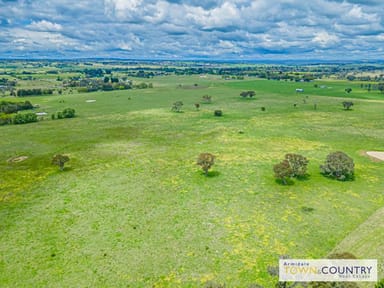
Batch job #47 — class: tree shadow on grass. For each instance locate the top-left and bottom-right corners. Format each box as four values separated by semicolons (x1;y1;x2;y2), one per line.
198;170;220;178
295;174;311;181
207;170;220;177
274;178;295;186
55;166;73;172
321;173;355;181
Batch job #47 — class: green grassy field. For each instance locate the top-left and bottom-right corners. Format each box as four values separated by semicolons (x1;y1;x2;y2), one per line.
0;75;383;287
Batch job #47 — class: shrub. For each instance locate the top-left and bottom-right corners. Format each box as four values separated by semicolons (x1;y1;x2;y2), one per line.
320;151;354;181
171;101;183;112
240;90;256;98
62;108;76;118
273;160;293;185
55;108;75;119
13;113;38;124
202;95;212;103
214;110;223;116
197;153;215;176
0;100;34;114
285;153;309;177
0;113;13;125
301;206;314;213
135;82;148;89
52;154;70;171
342;101;354;110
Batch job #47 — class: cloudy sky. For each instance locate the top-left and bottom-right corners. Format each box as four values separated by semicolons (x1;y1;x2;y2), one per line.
0;0;384;60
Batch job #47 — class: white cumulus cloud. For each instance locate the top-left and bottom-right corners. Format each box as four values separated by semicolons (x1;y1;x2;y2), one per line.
27;20;62;31
312;31;339;47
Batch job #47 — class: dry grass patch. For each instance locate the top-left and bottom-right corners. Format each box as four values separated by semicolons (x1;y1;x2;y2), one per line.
7;155;29;163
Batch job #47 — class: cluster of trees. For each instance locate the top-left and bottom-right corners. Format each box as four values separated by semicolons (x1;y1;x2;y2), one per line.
126;70;156;78
360;83;384;93
52;108;76;120
255;71;316;82
347;74;384;82
0;100;35;125
16;88;53;97
0;100;33;114
0;78;17;88
12;113;38;124
222;75;244;80
83;68;104;78
196;151;354;183
240;90;256;98
1;112;38;125
65;78;132;92
134;82;153;89
274;152;354;184
1;106;75;126
64;77;152;93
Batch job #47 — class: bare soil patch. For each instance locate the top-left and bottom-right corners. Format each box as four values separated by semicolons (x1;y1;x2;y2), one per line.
366;151;384;161
7;155;29;163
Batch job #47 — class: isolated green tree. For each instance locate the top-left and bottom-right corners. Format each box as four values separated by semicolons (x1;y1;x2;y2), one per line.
62;108;76;118
202;95;212;103
214;110;223;116
171;101;183;112
52;154;70;171
285;153;309;177
197;153;215;176
273;160;293;185
342;101;354;110
320;151;354;181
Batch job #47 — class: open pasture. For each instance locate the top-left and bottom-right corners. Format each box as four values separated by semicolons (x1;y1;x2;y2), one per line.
0;75;383;287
